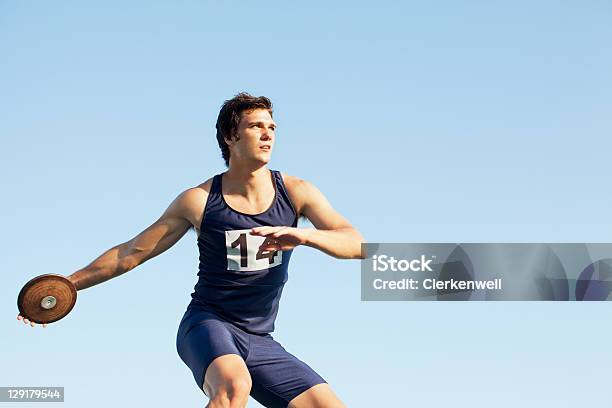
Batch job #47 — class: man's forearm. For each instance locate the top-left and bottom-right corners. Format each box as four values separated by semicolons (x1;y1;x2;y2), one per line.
67;243;137;290
303;227;365;259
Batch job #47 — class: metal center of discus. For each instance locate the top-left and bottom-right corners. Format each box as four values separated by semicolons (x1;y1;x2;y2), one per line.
41;296;57;310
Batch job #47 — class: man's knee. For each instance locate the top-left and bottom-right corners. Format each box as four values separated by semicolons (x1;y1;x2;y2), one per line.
288;383;346;408
221;376;252;399
204;354;252;407
205;377;252;408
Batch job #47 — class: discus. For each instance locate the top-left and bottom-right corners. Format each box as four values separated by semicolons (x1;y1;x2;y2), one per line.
17;274;77;324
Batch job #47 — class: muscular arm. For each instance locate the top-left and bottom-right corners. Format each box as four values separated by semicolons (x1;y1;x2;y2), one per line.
67;189;201;290
297;179;365;259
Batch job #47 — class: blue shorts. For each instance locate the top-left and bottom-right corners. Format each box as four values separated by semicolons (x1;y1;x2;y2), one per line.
176;306;327;408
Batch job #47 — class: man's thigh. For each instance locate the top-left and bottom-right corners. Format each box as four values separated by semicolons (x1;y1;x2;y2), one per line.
176;310;250;394
246;334;329;407
288;383;346;408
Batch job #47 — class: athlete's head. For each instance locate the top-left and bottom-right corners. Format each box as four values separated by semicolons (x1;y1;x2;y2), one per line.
216;92;275;168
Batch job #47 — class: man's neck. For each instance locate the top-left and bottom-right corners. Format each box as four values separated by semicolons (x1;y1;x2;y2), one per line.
223;165;273;197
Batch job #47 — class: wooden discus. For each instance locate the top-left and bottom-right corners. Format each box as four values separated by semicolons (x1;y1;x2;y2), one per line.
17;274;77;324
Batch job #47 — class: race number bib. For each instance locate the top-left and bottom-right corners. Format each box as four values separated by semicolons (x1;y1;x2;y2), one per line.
225;229;283;271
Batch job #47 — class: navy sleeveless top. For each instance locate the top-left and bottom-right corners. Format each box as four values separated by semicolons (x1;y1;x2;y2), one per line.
187;170;298;334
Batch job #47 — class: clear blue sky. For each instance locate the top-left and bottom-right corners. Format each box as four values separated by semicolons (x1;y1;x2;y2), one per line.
2;1;611;407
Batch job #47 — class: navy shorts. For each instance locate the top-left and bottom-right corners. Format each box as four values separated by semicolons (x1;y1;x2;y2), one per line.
176;306;327;408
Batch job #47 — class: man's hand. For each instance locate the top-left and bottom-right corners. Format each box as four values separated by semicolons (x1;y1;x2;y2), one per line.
16;314;47;328
250;226;313;252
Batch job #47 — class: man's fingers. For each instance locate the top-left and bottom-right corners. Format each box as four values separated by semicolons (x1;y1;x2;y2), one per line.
251;226;283;235
250;226;271;234
18;314;46;328
271;230;290;239
259;227;290;239
253;227;301;248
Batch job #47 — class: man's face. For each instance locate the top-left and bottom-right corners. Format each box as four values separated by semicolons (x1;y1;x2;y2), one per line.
226;109;276;167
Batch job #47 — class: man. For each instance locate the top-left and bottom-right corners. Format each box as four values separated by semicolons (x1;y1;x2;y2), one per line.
18;93;364;408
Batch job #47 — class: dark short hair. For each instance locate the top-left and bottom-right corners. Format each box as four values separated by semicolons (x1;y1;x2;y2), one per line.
215;92;274;167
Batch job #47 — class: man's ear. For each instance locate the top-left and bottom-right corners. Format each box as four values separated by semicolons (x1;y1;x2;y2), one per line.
224;131;239;147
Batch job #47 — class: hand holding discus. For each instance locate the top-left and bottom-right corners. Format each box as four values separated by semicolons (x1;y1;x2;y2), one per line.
17;274;78;328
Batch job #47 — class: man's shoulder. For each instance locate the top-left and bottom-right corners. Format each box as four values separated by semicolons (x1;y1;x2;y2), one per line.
279;172;306;197
194;176;215;193
182;177;214;200
278;172;323;215
279;172;307;189
158;176;214;230
279;172;320;195
171;177;214;221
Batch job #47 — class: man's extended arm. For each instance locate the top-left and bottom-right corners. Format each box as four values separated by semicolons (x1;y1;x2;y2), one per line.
67;189;198;290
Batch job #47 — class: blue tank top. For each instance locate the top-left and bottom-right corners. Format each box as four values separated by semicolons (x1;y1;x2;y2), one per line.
188;170;298;334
